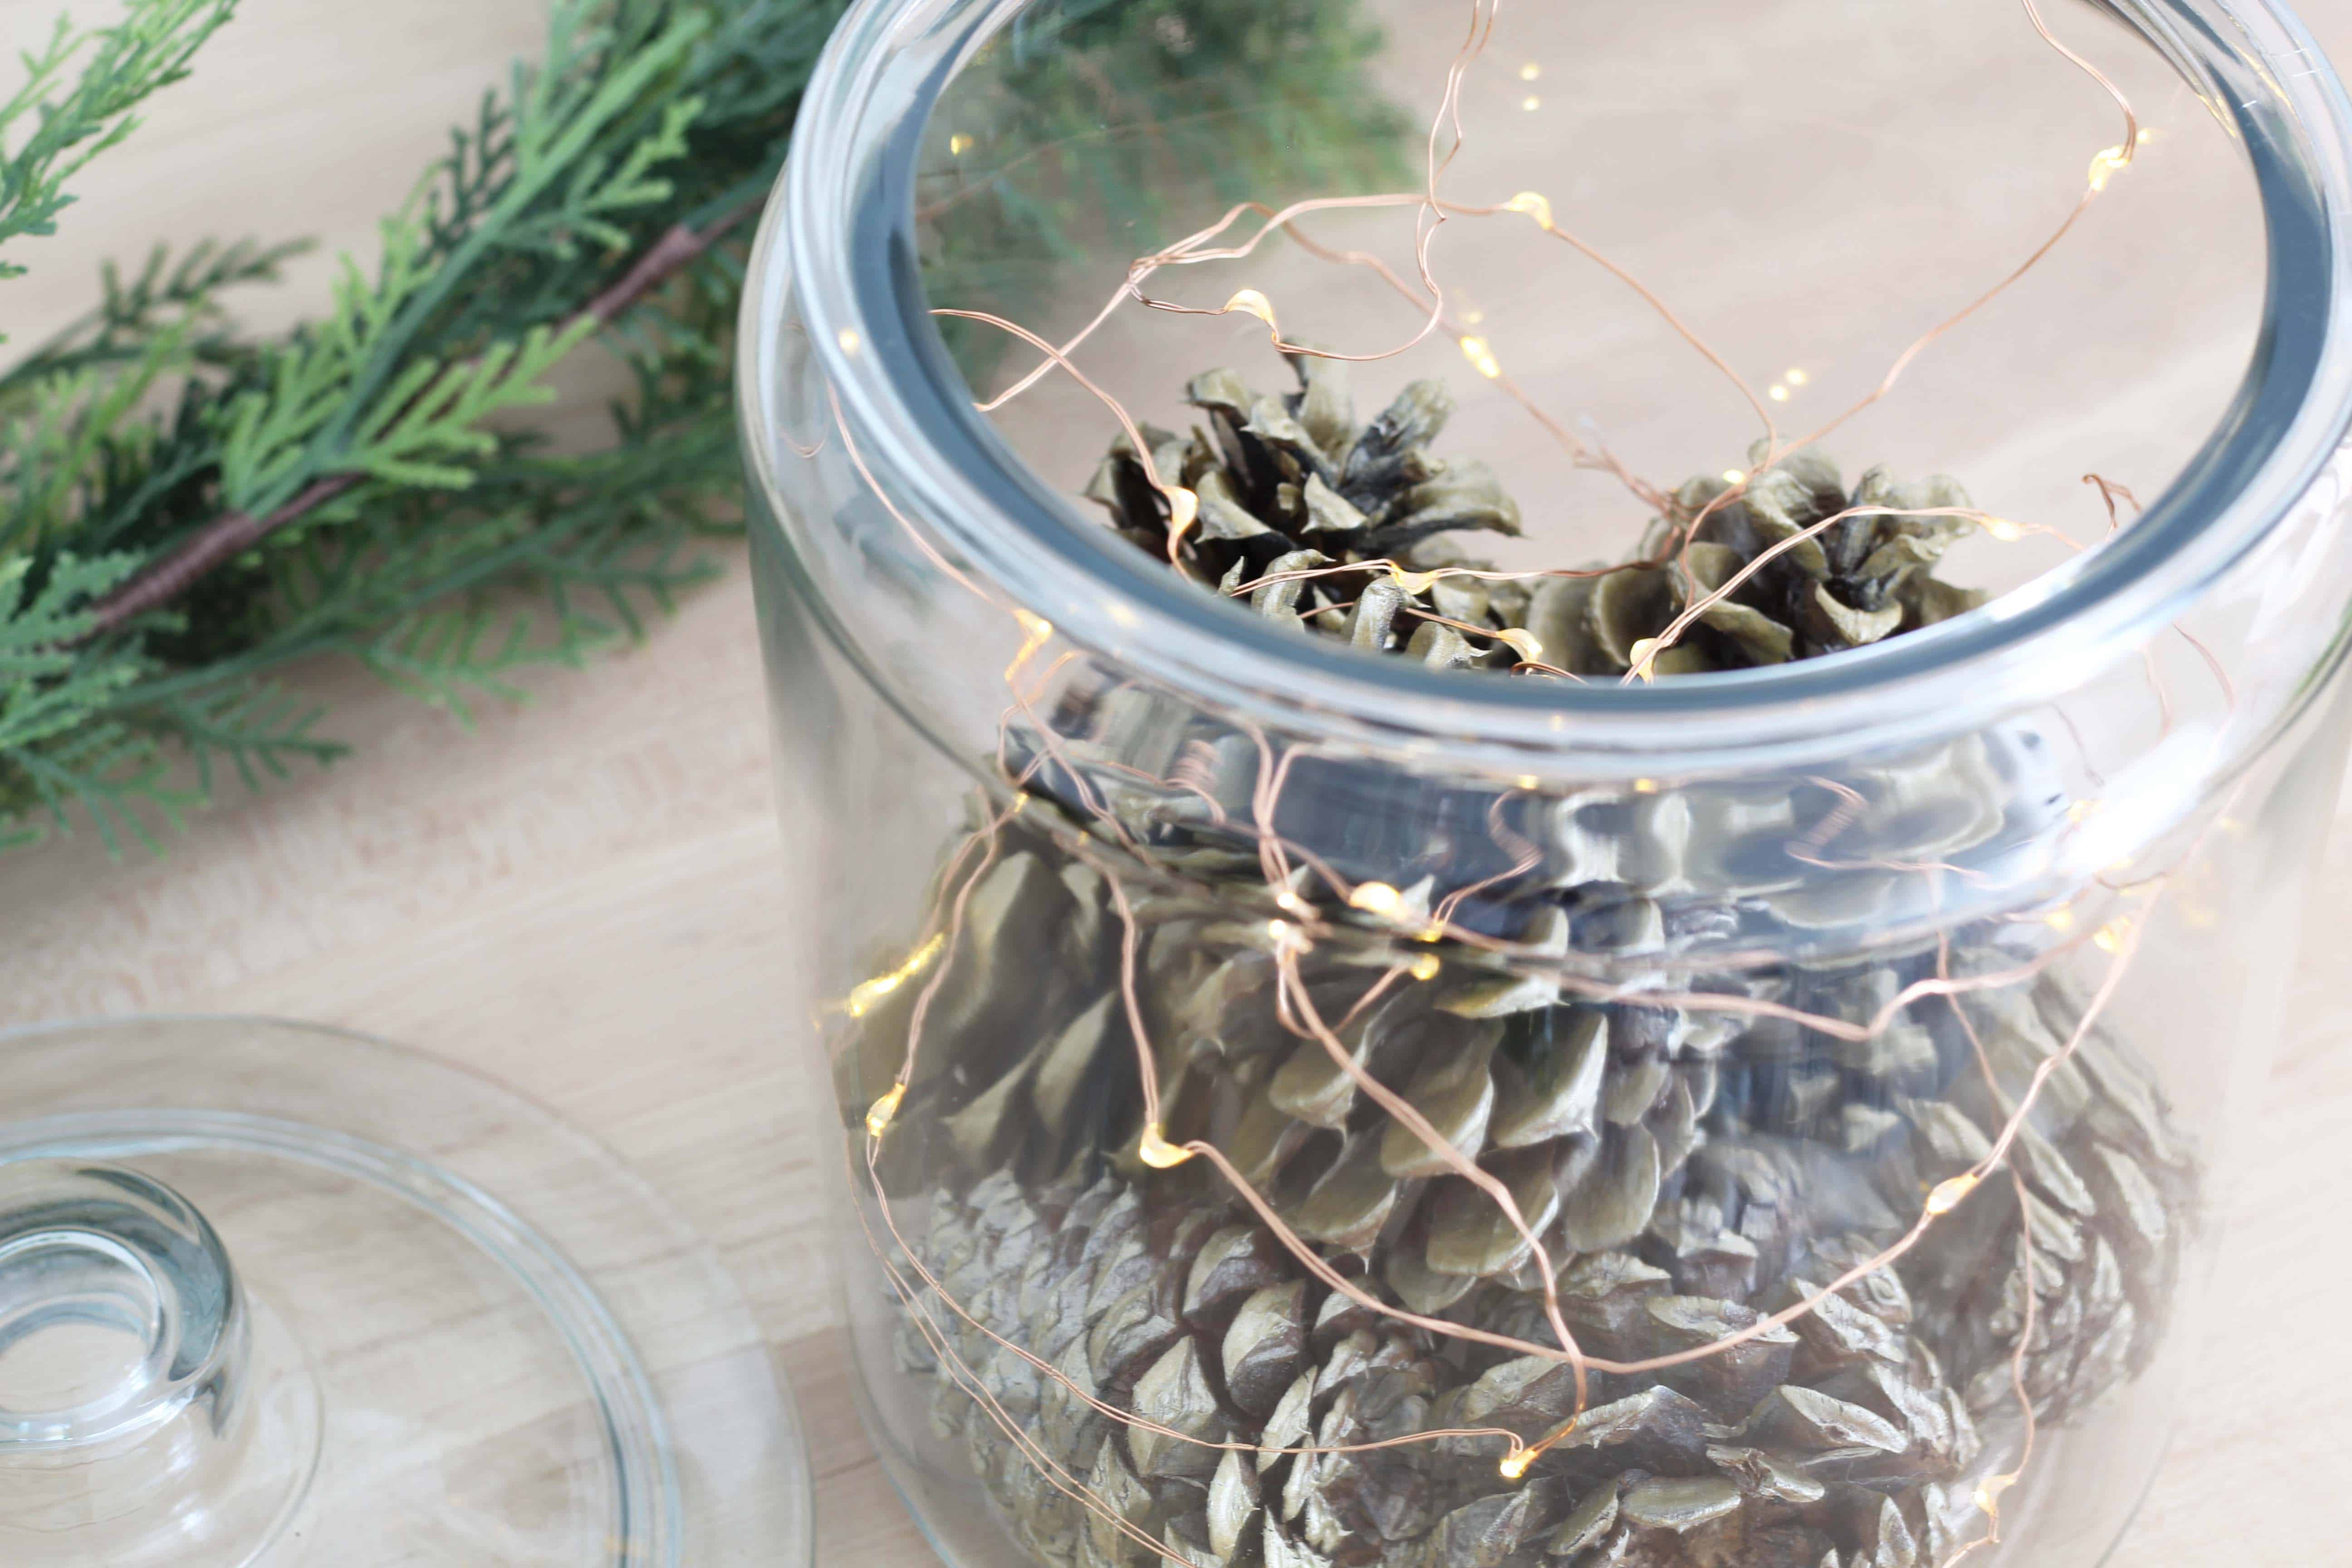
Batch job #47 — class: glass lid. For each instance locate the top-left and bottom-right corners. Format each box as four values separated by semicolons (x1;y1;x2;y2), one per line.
0;1016;810;1568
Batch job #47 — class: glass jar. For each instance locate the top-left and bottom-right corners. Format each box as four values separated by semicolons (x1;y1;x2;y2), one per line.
739;3;2352;1566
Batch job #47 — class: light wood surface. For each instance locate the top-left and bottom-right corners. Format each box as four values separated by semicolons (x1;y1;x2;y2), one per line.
3;1;2350;1563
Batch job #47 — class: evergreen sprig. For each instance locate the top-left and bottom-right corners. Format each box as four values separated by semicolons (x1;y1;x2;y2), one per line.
1;0;1408;853
0;0;237;295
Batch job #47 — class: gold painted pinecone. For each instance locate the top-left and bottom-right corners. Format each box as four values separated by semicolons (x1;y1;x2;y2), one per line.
1082;357;1987;673
853;838;2195;1568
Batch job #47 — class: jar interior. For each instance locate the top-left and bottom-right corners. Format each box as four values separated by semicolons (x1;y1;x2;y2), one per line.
910;0;2267;634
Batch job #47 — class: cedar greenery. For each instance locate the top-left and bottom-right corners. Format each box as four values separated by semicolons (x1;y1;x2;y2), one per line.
0;0;847;852
0;0;1407;854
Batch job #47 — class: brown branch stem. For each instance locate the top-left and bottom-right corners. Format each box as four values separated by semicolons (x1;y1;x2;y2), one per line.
79;200;757;641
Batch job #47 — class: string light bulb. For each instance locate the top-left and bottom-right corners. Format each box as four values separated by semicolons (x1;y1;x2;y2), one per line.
843;932;947;1018
1503;190;1555;230
1408;953;1442;982
1138;1124;1196;1168
2087;143;2132;192
1164;484;1198;531
865;1082;908;1139
1926;1173;1980;1215
1349;881;1406;917
1504;1411;1585;1478
1005;608;1054;682
1459;336;1503;379
1221;288;1280;336
1494;627;1543;663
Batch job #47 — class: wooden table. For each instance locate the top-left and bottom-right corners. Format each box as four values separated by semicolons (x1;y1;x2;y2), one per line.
2;0;2347;1562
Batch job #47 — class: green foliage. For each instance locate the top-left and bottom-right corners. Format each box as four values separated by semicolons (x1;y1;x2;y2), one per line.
0;0;838;849
0;549;169;850
0;0;238;296
0;0;1413;853
2;236;304;391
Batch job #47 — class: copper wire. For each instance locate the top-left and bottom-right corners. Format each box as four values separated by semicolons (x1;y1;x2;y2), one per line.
817;0;2222;1535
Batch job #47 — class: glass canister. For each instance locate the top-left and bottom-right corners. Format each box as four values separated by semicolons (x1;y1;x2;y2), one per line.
739;2;2352;1566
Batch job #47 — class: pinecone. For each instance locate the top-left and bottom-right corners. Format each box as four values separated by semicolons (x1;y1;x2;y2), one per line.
857;837;2195;1568
909;1172;1981;1568
1081;357;1987;675
846;368;2185;1568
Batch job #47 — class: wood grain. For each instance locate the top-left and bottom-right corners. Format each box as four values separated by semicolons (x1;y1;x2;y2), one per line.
1;1;2348;1563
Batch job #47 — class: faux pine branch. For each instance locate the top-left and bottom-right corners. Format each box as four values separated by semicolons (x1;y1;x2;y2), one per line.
0;0;1409;854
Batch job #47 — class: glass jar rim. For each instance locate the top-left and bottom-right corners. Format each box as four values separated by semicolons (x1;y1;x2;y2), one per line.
745;0;2352;772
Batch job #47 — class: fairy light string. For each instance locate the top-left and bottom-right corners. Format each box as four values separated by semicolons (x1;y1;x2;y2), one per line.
801;0;2244;1560
843;725;2185;1498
